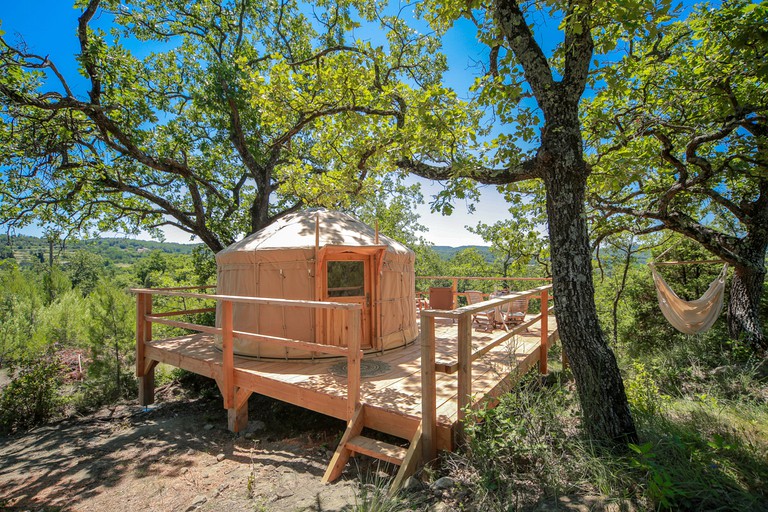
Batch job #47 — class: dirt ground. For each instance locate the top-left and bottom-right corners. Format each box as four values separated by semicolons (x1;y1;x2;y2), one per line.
0;388;380;512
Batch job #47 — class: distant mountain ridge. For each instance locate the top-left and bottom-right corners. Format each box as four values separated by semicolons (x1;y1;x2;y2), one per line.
3;235;200;265
3;234;492;265
432;245;493;261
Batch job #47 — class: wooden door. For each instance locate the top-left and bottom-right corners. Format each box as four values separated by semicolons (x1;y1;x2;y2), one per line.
323;254;373;349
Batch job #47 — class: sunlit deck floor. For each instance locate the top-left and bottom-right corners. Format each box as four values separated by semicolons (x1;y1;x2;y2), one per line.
144;315;557;450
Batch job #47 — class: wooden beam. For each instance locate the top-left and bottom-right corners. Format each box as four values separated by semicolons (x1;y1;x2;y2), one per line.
136;293;147;378
421;314;437;462
323;405;365;483
456;313;472;441
315;213;323;343
136;293;155;406
434;308;553;374
228;387;252;433
128;289;362;310
146;318;353;356
389;422;423;496
540;289;549;376
146;307;216;318
420;285;553;318
346;309;362;419
416;276;552;281
221;300;234;409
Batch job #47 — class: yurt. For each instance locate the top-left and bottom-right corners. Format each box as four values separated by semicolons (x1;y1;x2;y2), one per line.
214;209;418;359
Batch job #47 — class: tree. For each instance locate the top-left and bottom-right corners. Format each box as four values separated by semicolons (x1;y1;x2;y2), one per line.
585;0;768;354
87;281;134;401
66;250;105;295
468;218;549;277
399;1;680;445
0;0;473;252
0;244;13;260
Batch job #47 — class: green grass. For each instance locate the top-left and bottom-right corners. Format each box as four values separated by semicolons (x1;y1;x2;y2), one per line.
416;364;768;511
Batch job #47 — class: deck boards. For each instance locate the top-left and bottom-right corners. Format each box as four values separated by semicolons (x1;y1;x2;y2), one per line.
145;314;557;446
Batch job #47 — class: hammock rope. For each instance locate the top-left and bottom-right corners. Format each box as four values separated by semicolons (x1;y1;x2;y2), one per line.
649;262;729;335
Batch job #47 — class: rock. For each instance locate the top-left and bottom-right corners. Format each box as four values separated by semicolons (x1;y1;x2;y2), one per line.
203;424;214;431
403;476;424;492
213;483;230;497
431;476;455;491
428;502;453;512
186;448;195;456
216;453;226;462
246;420;266;432
185;494;207;511
325;450;334;459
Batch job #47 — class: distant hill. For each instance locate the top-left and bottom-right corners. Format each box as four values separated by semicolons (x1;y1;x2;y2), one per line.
2;235;201;266
432;245;493;261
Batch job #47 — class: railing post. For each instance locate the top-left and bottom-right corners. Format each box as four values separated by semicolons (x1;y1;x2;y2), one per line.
222;299;234;409
136;292;155;406
346;308;362;419
540;289;549;376
421;314;436;462
451;278;458;309
456;311;472;444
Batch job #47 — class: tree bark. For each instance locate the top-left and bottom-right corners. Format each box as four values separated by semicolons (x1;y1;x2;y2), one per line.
539;107;638;444
728;263;767;354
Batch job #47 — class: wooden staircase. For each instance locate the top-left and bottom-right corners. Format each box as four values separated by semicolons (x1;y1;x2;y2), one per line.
322;405;422;493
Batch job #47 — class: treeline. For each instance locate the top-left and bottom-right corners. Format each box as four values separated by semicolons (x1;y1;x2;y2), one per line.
1;234;200;266
0;247;214;434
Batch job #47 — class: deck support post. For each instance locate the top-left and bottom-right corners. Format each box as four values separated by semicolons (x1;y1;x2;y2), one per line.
228;387;252;433
420;314;436;462
540;290;549;376
136;292;155;406
346;309;362;419
455;312;472;444
222;300;235;409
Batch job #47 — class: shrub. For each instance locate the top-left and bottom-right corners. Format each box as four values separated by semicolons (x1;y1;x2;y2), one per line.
0;356;65;435
625;361;670;417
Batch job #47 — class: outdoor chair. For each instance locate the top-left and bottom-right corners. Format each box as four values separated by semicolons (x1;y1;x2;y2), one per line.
499;297;529;330
466;290;495;331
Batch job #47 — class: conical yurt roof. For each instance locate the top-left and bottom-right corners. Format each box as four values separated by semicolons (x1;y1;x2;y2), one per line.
217;209;412;257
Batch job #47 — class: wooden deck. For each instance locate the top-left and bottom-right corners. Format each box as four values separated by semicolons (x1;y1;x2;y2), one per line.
133;283;558;488
143;314;557;451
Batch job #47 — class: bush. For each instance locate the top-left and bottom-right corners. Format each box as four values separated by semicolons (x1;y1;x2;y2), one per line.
0;356;65;435
460;374;582;508
625;361;670;417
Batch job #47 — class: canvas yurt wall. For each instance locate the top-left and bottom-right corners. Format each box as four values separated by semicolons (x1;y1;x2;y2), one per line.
214;209;418;359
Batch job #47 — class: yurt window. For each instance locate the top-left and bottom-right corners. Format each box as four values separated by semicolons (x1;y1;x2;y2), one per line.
327;261;364;297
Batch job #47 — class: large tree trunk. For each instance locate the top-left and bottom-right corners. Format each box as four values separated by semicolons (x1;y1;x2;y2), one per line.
540;108;638;445
728;263;766;354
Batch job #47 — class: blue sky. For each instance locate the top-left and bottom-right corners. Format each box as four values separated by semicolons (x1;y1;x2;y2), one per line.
0;1;552;246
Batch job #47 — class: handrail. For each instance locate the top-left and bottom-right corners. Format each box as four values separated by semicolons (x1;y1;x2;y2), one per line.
417;276;551;281
435;305;555;374
130;287;362;310
140;284;217;291
421;284;554;461
419;284;552;318
134;288;363;422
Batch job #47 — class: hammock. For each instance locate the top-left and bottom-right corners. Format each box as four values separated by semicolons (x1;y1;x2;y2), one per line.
649;263;729;334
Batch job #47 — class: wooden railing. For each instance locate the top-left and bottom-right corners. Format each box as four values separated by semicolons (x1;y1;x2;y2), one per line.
416;275;552;309
132;287;364;419
418;284;556;460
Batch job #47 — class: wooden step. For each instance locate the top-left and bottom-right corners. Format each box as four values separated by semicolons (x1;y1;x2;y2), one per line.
347;435;408;466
